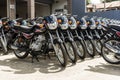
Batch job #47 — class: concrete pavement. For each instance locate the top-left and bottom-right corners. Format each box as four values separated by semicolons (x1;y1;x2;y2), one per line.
0;53;120;80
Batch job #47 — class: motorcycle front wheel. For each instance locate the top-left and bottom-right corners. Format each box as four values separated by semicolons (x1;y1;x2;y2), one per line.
75;40;85;59
0;36;8;54
64;41;77;63
53;43;67;67
94;40;102;55
84;40;95;57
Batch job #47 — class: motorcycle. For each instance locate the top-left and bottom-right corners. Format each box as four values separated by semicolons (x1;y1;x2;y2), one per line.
43;14;68;67
102;24;120;64
77;16;95;57
56;14;78;63
0;17;8;54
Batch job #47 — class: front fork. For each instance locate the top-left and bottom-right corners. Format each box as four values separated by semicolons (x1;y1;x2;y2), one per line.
48;30;63;46
1;29;7;46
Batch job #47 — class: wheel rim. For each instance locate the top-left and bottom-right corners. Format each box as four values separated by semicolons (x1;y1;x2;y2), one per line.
102;47;120;63
105;40;120;53
76;41;84;56
14;50;27;57
65;42;75;60
13;39;28;57
102;40;120;63
95;40;101;53
86;40;93;54
54;44;64;64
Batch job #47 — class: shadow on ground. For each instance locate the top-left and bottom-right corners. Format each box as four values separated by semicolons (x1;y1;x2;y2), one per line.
0;54;67;74
85;63;120;76
0;51;102;74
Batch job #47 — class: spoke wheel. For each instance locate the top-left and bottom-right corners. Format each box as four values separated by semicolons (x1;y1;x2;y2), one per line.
94;40;102;54
54;43;67;67
102;39;120;64
64;41;77;63
13;38;29;59
85;40;95;57
75;41;85;59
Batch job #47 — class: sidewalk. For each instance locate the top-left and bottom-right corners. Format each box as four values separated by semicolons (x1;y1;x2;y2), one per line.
0;54;120;80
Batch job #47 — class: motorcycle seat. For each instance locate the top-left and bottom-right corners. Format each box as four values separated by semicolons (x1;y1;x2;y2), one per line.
108;24;120;31
13;25;34;33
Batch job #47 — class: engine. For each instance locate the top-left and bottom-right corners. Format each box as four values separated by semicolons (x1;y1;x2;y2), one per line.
30;34;46;51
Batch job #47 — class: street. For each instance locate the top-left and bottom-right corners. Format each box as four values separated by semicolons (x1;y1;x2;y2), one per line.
0;53;120;80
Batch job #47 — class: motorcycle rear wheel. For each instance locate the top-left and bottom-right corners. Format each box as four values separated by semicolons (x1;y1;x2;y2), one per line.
102;39;120;64
13;38;29;59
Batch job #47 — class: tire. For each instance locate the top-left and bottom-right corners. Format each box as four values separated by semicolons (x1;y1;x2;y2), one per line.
84;40;95;57
64;41;77;63
53;43;67;67
14;50;29;59
75;40;85;59
0;36;8;54
93;40;102;55
13;38;29;59
101;39;120;64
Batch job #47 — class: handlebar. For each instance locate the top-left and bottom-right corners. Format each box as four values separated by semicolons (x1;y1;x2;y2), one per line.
0;17;9;20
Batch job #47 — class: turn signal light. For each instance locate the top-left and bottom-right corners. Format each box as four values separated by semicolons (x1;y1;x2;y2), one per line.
77;21;80;25
3;22;7;25
4;26;9;29
101;22;105;25
69;21;72;25
87;22;90;25
57;19;62;24
39;24;44;28
96;22;99;25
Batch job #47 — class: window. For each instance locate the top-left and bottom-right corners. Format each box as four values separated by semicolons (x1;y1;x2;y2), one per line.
86;0;120;12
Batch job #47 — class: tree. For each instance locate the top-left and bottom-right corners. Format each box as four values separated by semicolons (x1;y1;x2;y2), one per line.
86;0;91;5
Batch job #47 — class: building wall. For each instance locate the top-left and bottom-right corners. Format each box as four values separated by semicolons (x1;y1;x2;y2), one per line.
52;0;67;13
85;10;120;20
0;0;7;18
35;0;53;4
35;3;50;17
16;2;27;19
72;0;85;19
0;6;7;17
72;0;120;20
